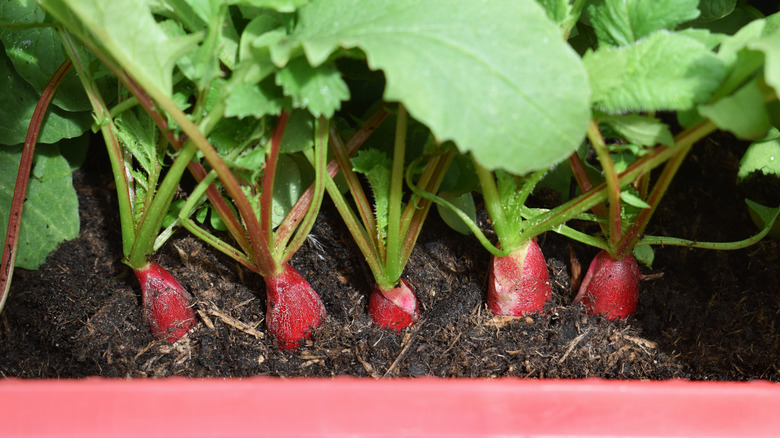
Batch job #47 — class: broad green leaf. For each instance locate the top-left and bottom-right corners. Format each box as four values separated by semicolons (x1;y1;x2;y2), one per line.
584;31;727;113
280;109;314;153
0;144;79;269
535;0;570;26
40;0;201;98
697;0;737;22
698;78;770;140
599;114;674;146
224;77;289;118
0;0;92;111
236;14;285;84
0;49;91;145
737;127;780;181
587;0;700;47
437;192;476;236
275;56;349;118
747;32;780;95
717;19;765;66
351;148;391;243
289;0;590;174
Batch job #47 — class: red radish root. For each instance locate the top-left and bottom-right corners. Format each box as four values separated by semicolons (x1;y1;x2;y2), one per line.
573;250;640;320
369;279;419;332
134;261;196;343
488;239;551;316
264;265;326;350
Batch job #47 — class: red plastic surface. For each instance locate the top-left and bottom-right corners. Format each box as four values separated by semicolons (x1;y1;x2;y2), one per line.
1;377;779;437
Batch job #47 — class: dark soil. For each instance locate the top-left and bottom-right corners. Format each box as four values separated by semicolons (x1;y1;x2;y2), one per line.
1;134;778;380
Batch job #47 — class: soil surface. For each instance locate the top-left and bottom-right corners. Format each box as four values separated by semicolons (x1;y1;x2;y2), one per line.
1;133;778;380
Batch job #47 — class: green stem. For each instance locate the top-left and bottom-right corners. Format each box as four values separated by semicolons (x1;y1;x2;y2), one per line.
322;170;387;285
520;119;718;242
587;121;622;247
384;105;408;284
405;165;507;257
126;142;197;268
474;160;516;250
275;108;387;250
398;151;456;267
59;30;136;256
329;125;382;256
279;116;328;265
636;203;779;250
178;171;258;272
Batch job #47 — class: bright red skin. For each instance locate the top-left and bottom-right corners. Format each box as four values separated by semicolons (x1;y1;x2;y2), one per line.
264;265;326;350
488;240;551;316
134;261;196;343
573;250;641;320
369;279;419;332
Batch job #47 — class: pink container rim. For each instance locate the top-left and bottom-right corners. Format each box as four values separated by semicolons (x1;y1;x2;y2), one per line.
1;377;779;437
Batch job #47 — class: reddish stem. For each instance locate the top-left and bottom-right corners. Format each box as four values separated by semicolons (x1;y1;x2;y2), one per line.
1;60;72;308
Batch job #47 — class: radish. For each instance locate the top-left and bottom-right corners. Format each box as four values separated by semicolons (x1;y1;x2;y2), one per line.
264;265;326;350
134;261;196;343
573;250;640;320
369;279;419;332
323;106;451;332
488;239;551;316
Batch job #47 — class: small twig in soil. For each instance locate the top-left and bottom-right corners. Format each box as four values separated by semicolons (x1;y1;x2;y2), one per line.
383;319;425;377
207;307;264;338
559;328;592;364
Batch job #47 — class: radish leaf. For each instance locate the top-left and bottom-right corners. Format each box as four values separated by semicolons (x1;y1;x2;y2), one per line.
587;0;700;47
288;0;590;174
0;144;79;269
275;57;349;118
584;31;727;113
0;0;91;112
699;77;770;140
0;50;91;145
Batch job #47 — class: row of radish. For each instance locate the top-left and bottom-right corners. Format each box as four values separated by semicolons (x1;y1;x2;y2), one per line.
2;1;779;352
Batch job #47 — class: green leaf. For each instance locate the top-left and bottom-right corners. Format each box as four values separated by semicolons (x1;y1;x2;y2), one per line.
535;0;570;26
271;153;303;227
280;109;314;153
584;30;727;113
275;56;349;117
0;49;92;145
620;190;650;209
114;108;161;178
587;0;700;47
745;198;780;240
632;244;654;268
224;77;289;118
698;77;770;140
351;148;391;242
436;191;476;235
697;0;737;22
40;0;201;98
737;127;780;181
0;0;93;112
600;114;674;146
747;32;780;95
0;144;79;269
289;0;590;175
